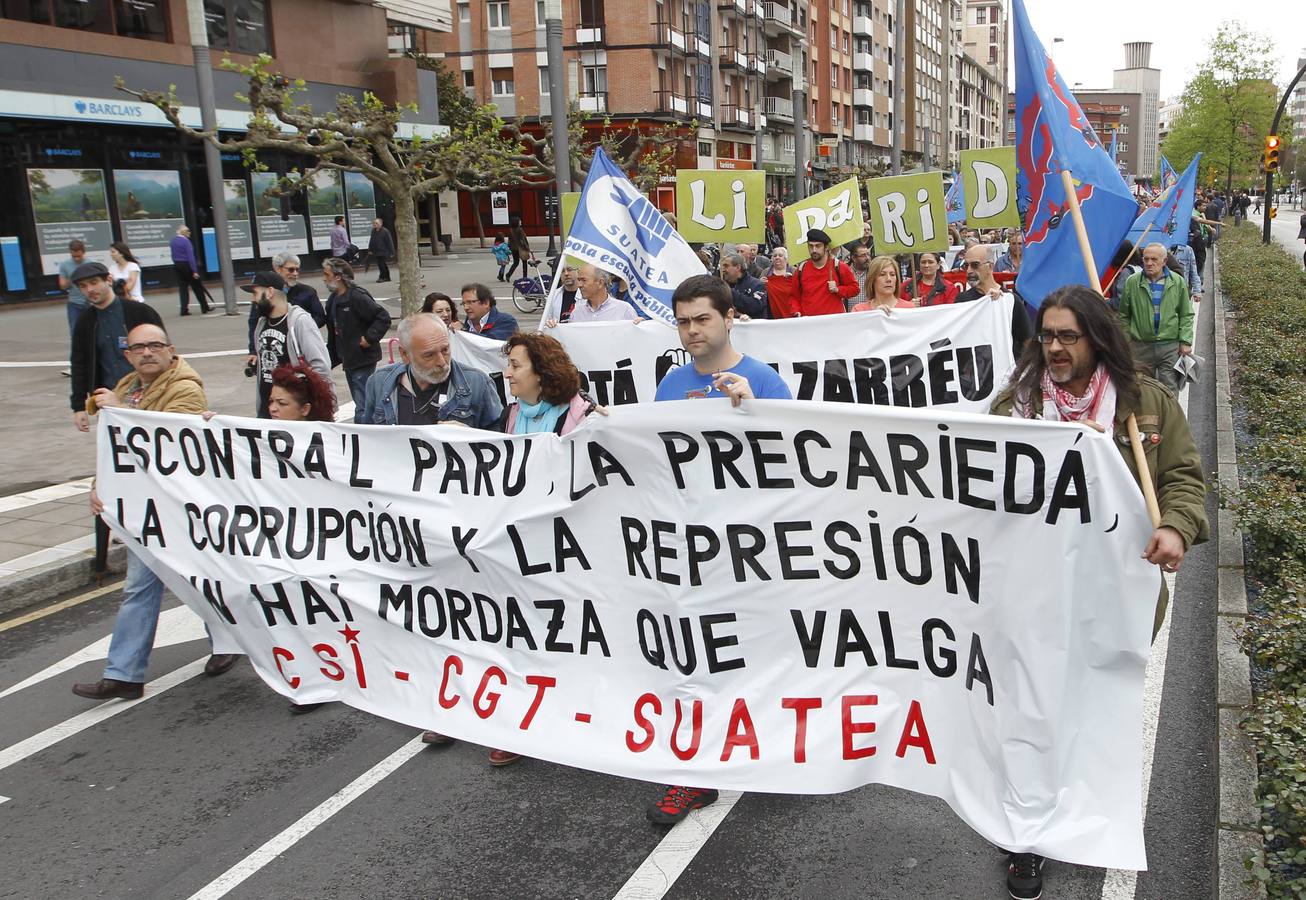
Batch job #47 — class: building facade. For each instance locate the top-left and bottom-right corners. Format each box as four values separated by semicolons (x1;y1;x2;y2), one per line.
1108;41;1160;178
1074;91;1142;181
0;0;449;303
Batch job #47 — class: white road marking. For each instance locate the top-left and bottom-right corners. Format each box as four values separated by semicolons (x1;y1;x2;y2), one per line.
0;534;96;578
0;604;206;699
185;737;426;899
0;348;249;369
0;478;93;513
0;658;206;774
611;791;744;899
1099;296;1201;896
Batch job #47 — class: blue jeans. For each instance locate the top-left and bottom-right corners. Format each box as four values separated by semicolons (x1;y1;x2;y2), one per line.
104;547;212;682
346;364;376;423
67;301;88;341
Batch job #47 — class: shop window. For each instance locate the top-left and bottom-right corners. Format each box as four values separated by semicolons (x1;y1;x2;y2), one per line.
0;0;51;24
114;0;167;40
2;0;169;38
205;0;270;54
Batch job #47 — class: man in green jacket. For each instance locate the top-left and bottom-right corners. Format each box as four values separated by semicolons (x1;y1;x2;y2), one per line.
1117;242;1195;393
989;284;1208;900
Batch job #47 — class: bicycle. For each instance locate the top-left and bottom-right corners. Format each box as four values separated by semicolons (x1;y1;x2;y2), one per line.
511;258;554;314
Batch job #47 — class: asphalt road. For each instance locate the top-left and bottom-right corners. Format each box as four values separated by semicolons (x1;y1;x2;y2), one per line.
0;252;1221;899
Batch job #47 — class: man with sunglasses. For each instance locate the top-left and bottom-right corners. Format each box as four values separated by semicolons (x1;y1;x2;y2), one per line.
72;322;241;700
955;242;1033;358
989;283;1206;900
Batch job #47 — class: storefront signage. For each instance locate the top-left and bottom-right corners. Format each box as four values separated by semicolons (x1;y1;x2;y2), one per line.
26;168;114;275
305;171;346;251
250;172;309;257
112;169;187;267
222;179;256;260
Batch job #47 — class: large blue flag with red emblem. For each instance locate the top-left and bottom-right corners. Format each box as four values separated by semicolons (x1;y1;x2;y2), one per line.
1159;156;1178;190
1012;0;1138;308
1128;153;1200;245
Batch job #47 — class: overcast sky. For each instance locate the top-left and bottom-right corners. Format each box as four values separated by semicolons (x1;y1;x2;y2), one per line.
1018;0;1306;102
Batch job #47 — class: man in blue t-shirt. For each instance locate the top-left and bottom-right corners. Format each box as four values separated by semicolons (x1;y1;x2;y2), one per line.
654;274;792;405
644;274;791;829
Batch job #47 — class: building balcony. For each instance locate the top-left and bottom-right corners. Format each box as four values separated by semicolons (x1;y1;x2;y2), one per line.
854;122;874;142
697;97;714;118
718;45;751;70
722;104;755;128
765;48;794;78
852;14;873;35
853;88;874;107
656;90;692;116
576;26;603;43
763;95;794;121
853;51;874;72
716;0;749;15
578;91;608;113
762;2;800;34
653;20;689;52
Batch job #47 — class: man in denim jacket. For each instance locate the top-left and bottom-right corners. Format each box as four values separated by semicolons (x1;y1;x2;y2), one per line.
360;313;502;429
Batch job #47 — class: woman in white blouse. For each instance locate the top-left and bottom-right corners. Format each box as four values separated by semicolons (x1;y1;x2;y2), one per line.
107;242;144;302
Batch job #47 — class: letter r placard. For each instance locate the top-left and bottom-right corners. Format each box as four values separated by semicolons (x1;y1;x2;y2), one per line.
960;147;1020;229
864;172;948;255
674;170;766;243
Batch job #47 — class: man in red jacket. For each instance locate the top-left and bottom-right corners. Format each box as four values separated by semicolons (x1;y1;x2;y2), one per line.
793;228;860;316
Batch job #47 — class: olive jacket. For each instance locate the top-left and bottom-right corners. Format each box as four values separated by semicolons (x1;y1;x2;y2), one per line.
87;355;208;416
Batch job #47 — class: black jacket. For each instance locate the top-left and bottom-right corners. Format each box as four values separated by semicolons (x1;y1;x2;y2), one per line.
70;299;164;411
368;226;395;257
327;283;391;370
955;286;1033;359
729;274;770;318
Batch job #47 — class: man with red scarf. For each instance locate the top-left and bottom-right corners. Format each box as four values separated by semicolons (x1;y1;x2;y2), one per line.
988;283;1207;900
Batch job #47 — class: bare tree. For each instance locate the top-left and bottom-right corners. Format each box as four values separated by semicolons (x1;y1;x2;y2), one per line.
118;54;525;315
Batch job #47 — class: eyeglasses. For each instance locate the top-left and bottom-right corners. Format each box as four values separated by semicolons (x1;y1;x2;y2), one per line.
964;260;987;270
126;341;170;353
1036;330;1083;345
282;266;300;273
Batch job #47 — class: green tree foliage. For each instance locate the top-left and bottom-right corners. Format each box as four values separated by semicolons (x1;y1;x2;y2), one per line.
1162;22;1288;192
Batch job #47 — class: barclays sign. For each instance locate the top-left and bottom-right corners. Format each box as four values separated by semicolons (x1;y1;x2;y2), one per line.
73;99;146;119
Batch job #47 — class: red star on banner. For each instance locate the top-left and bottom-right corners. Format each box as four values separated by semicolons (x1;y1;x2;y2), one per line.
340;625;361;644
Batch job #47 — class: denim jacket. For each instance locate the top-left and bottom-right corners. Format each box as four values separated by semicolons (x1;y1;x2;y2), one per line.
360;360;503;429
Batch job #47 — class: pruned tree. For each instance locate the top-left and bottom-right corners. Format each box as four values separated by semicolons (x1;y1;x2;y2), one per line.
118;54;525;315
504;107;687;192
1162;22;1285;192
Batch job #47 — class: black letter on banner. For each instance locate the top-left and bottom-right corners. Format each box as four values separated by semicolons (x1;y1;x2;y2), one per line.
878;610;919;669
1003;442;1045;514
922;618;957;676
379;585;414;631
347;433;372;488
452;525;480;573
956;438;997;510
890;354;926;407
659;432;699;490
823;359;854;403
701;613;745;672
853;358;889;405
703;431;748;489
1047;450;1091;525
411;439;438;491
835;610;876;667
967;634;994;706
637;609;667;669
621;517;651;578
886;435;933;497
790;610;826;667
775;521;819;580
795;430;836;487
685;525;721;587
942;534;981;603
108;425;133;472
726;525;770;581
750;431;795;488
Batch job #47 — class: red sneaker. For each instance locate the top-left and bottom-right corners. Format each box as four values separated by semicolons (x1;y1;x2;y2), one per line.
646;785;719;825
488;748;521;766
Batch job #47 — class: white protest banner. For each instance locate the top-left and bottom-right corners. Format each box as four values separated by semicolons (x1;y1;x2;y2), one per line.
97;403;1158;869
547;148;705;325
456;297;1015;411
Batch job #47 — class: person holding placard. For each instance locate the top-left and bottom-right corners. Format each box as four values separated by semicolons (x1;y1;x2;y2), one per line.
900;251;958;306
955;244;1033;355
851;256;913;312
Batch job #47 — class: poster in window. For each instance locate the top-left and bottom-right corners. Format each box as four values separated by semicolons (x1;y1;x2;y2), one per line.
223;178;255;259
344;172;377;243
491;191;509;226
112;169;187;267
26;168;114;275
250;171;310;257
306;171;346;251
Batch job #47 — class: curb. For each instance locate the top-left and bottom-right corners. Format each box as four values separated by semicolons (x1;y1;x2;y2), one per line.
0;543;126;619
1211;248;1266;900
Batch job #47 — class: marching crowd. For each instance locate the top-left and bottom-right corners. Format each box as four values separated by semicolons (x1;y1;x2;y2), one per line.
55;206;1211;898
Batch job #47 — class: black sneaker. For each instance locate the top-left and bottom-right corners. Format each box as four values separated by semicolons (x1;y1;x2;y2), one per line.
1006;853;1045;900
646;785;718;825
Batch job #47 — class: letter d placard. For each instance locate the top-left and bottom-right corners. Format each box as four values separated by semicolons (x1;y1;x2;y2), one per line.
960;147;1019;229
864;172;948;255
674;170;765;243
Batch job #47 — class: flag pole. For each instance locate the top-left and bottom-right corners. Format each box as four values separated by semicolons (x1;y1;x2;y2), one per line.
1059;169;1162;528
1099;222;1154;295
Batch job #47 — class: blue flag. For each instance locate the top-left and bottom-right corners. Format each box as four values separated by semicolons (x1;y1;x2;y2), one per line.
1012;0;1138;309
944;173;966;224
549;148;705;325
1160;156;1178;190
1129;153;1200;245
1108;131;1118;164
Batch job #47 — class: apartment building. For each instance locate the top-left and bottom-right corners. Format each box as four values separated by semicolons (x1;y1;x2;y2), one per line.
0;0;448;302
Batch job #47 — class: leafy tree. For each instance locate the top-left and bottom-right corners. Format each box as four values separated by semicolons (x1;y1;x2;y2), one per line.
1162;22;1287;192
118;55;523;315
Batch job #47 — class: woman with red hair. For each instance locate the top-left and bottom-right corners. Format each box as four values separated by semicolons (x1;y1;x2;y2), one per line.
267;362;337;422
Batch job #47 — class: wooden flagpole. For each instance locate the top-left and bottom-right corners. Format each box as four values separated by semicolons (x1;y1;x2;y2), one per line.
1059;168;1162;528
1099;222;1154;295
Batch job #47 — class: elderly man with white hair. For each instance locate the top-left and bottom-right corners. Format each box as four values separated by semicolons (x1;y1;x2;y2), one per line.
359;312;502;428
568;264;639;322
169;224;210;315
1117;241;1195;393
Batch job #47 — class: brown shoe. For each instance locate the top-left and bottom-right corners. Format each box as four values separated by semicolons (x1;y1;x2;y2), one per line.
72;678;144;700
421;730;455;745
204;653;239;677
488;749;521;767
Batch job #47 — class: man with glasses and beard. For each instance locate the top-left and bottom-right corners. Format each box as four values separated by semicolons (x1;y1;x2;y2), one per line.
245;271;333;418
955;243;1033;358
988;283;1207;900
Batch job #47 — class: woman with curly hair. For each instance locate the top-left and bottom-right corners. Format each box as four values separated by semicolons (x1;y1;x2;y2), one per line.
499;331;596;437
267;362;337;422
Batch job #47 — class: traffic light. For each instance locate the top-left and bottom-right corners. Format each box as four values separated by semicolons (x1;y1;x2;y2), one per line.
1264;135;1282;172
